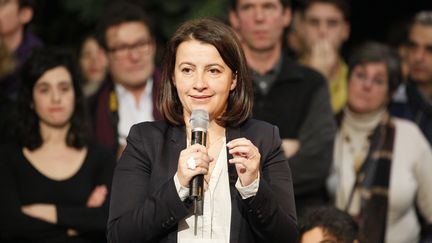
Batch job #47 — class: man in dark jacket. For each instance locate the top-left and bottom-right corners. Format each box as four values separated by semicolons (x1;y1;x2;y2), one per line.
229;0;336;216
390;11;432;145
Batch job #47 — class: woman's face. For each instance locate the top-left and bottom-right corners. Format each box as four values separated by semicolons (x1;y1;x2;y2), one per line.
33;66;75;128
79;37;108;82
348;61;389;114
173;39;237;122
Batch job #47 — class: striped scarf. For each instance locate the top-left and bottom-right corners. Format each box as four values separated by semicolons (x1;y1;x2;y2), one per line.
339;111;395;243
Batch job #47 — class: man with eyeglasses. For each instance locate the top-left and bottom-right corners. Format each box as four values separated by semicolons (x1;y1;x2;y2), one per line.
228;0;336;217
89;1;161;158
390;11;432;145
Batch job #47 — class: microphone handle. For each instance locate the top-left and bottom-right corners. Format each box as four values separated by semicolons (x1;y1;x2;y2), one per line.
190;129;206;216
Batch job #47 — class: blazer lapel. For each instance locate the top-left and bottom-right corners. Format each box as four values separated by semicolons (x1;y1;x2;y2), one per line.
167;125;187;179
226;126;242;242
226;126;240;186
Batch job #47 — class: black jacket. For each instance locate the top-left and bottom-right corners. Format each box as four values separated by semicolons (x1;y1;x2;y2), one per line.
107;119;298;243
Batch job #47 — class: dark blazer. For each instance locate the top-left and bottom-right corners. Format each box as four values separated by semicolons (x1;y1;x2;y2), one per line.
107;119;298;243
390;80;432;145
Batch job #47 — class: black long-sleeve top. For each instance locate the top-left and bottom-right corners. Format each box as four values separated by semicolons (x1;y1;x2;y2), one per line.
0;144;115;243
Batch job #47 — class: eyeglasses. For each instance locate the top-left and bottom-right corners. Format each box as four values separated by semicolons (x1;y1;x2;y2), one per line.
352;72;387;87
107;39;152;60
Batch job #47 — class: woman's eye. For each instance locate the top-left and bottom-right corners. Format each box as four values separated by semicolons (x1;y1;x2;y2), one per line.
60;85;71;92
61;87;71;92
57;82;72;92
355;72;366;80
373;79;386;86
36;86;49;93
181;67;192;74
209;68;221;74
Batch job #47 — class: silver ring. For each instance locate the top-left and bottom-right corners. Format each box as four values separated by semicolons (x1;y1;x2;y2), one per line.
187;157;196;170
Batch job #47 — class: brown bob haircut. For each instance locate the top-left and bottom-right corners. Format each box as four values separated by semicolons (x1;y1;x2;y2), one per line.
158;18;253;127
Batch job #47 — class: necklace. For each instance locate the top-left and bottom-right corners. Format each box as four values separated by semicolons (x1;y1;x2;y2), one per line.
208;135;225;147
203;135;226;190
339;125;370;214
340;123;371;174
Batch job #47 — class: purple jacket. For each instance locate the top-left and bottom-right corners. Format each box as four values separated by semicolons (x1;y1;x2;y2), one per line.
0;32;43;100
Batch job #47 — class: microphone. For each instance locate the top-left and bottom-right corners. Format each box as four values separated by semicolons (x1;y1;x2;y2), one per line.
189;109;208;235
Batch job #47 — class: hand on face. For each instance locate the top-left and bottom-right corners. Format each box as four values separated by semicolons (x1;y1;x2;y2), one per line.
177;144;214;187
306;39;338;79
227;138;260;187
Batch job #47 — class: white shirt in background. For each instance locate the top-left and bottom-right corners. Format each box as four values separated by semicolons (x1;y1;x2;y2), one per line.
116;79;154;145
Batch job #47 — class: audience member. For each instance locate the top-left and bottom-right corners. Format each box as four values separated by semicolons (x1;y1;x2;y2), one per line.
328;41;432;243
285;9;305;59
229;0;336;216
0;48;115;242
0;0;42;145
299;206;358;243
390;11;432;144
0;0;43;101
386;18;411;82
89;1;161;158
78;33;108;97
297;0;351;113
107;18;298;243
0;36;15;144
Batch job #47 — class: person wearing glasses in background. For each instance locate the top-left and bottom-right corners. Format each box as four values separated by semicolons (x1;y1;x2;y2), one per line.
327;42;432;243
89;1;161;158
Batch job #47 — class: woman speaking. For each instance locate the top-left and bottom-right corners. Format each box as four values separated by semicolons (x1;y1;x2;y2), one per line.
107;18;297;243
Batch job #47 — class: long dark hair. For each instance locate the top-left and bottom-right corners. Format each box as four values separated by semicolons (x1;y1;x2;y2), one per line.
158;18;253;127
16;48;90;150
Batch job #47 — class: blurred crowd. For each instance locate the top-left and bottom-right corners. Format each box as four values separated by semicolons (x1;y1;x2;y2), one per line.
0;0;431;242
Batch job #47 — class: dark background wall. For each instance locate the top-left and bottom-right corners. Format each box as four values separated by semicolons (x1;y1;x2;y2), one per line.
29;0;432;61
349;0;432;48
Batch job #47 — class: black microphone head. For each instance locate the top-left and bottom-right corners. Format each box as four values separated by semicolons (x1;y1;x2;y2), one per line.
190;109;209;131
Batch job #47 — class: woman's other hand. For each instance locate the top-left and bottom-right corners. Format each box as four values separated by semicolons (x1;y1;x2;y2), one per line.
227;138;261;186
